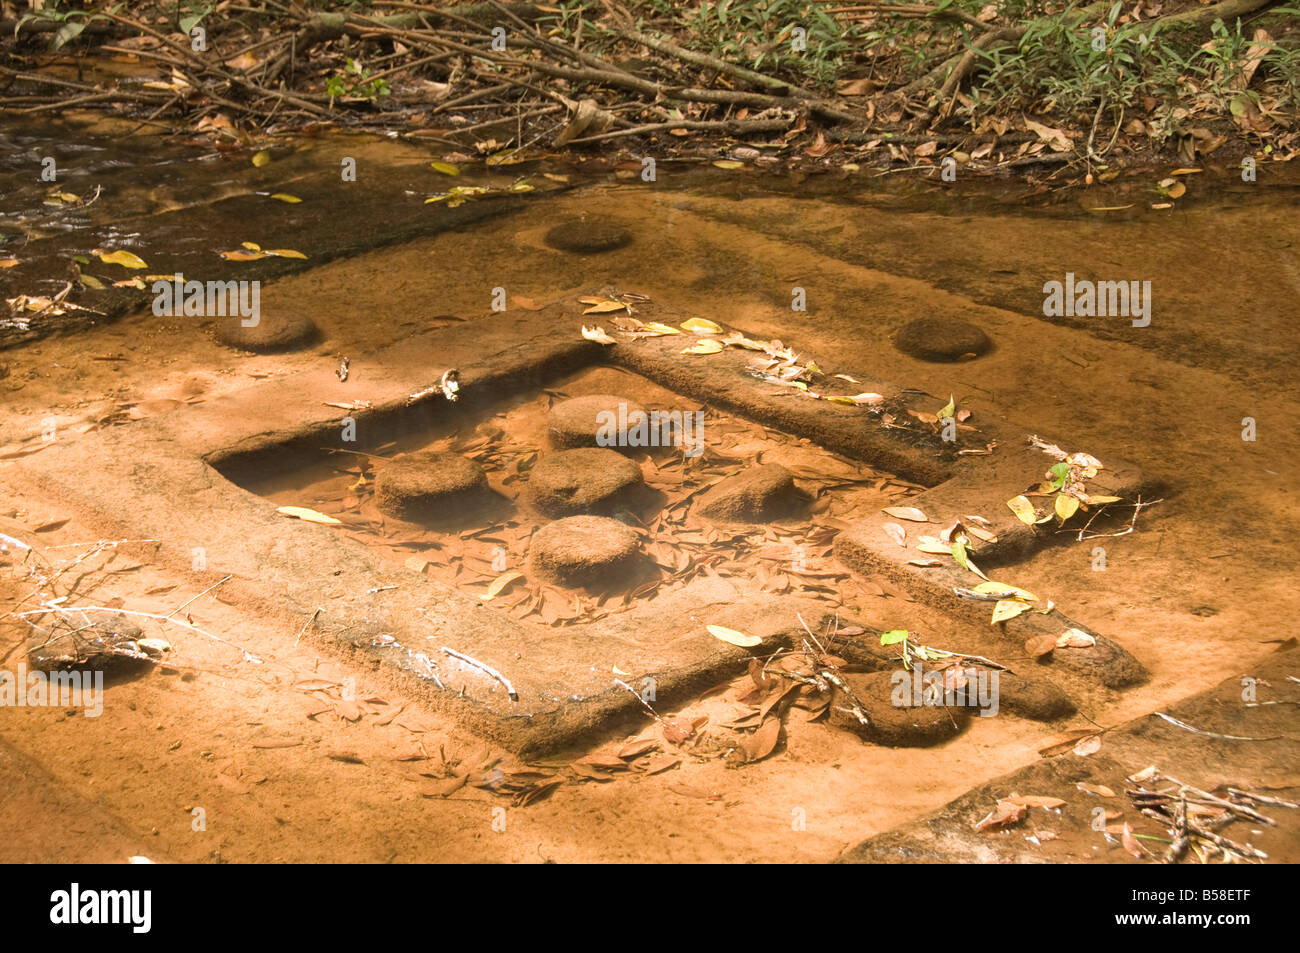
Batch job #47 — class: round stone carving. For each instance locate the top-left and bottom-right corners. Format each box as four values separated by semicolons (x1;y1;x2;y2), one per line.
214;312;318;352
892;317;991;362
528;515;642;587
547;394;646;450
544;220;632;254
374;451;488;522
525;448;643;517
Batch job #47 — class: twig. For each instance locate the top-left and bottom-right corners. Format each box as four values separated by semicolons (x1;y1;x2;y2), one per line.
441;646;518;701
165;574;233;619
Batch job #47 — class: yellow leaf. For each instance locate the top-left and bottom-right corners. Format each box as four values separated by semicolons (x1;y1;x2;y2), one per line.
639;322;681;336
706;624;761;647
882;506;928;522
581;300;627;314
276;506;341;525
242;241;262;251
482;570;524;600
405;555;429;573
681;317;723;334
0;259;17;269
96;249;148;270
221;249;268;261
681;339;723;355
1084;494;1122;505
265;248;308;259
1006;495;1037;524
712;159;745;170
252;149;271;167
269;193;302;203
991;599;1031;624
430;161;460;175
1055;494;1080;520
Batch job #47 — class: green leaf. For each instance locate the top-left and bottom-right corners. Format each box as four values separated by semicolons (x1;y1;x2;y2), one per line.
880;629;909;646
1048;461;1070;489
937;394;955;420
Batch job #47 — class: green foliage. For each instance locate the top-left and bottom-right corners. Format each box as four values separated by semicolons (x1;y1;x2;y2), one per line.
326;58;391;103
17;2;121;52
642;0;862;87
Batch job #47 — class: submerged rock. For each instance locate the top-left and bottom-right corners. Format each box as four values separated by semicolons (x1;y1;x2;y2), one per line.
374;451;488;522
829;670;971;747
544;220;632;254
525;448;643;517
214;312;318;352
893;316;991;362
994;671;1077;720
529;515;642;587
697;463;807;523
547;394;645;450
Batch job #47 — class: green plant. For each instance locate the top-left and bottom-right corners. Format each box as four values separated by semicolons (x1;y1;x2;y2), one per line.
325;58;391;104
17;2;121;52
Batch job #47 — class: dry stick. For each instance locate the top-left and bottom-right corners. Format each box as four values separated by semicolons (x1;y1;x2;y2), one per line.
98;14;336;121
565;116;793;145
442;646;518;700
165;574;233;620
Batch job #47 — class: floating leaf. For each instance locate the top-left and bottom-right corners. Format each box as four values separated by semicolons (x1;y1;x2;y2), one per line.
265;248;308;259
482;570;524;600
1003;795;1066;809
706;624;761;647
1006;495;1037;524
1024;633;1058;656
638;321;681;336
1054;494;1080;521
221;249;268;261
991;599;1031;624
915;537;952;555
581;299;627;314
712;159;745;170
1077;782;1115;797
681;339;723;355
974;799;1027;832
681;317;723;334
882;506;928;522
973;580;1037;602
430;161;460;175
96;249;148;270
276;505;341;525
742;717;781;762
1056;628;1096;648
825;392;885;406
269;193;302;203
251;149;271;167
